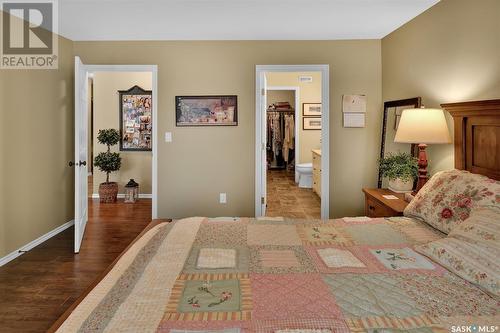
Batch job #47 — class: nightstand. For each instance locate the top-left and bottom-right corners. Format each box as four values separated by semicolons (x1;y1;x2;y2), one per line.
362;188;409;218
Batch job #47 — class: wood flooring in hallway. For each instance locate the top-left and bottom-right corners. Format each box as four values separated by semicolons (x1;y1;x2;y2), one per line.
0;199;154;333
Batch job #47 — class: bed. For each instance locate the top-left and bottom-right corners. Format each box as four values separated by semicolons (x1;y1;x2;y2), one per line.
51;100;500;333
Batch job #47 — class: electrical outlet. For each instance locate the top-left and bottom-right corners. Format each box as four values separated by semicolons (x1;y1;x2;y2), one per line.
219;193;227;204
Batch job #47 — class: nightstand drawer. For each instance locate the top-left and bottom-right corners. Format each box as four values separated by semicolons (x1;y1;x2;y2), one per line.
362;188;408;218
365;196;399;217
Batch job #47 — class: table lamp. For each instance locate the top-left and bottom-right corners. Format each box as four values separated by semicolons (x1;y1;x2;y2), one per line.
394;107;451;192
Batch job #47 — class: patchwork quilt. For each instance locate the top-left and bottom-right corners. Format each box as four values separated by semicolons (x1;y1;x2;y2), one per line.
56;216;499;333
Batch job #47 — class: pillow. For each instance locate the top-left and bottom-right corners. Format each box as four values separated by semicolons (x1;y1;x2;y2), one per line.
416;237;500;298
404;169;500;234
448;206;500;248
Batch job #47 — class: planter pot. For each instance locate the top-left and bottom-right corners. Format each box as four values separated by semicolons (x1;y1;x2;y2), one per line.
99;182;118;203
388;178;413;193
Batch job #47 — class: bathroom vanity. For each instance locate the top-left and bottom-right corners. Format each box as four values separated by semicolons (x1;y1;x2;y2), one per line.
312;149;321;197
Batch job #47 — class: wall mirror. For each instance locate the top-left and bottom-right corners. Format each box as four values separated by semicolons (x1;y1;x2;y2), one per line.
378;97;421;188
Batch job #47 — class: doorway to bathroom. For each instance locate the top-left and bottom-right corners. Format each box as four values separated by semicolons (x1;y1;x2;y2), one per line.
255;65;330;220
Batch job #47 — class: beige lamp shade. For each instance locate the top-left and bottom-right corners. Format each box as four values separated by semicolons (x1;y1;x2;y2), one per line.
394;108;451;144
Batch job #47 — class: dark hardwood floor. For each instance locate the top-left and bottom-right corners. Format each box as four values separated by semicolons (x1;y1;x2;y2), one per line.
0;198;153;333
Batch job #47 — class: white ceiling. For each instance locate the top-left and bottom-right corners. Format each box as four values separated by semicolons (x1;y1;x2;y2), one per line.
59;0;440;41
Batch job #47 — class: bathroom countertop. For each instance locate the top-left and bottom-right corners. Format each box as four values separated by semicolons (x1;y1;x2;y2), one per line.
312;149;321;156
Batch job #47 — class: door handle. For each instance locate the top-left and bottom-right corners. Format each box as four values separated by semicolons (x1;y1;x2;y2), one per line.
69;161;87;167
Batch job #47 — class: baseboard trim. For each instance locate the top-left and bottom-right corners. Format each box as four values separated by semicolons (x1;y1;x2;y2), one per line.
91;193;152;199
0;219;75;267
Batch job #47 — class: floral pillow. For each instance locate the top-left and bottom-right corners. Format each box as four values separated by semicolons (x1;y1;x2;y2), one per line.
404;169;500;234
416;237;500;298
448;206;500;248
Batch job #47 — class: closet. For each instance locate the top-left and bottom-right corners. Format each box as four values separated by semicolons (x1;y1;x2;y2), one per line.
266;101;295;169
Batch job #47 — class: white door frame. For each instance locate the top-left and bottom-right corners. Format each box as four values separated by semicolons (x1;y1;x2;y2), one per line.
255;65;330;219
266;86;300;174
84;63;159;220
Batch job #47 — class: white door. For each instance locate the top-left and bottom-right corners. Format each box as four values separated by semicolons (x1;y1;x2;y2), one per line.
260;74;267;215
74;56;88;253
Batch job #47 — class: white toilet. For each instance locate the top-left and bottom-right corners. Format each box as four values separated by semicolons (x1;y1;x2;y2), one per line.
296;162;313;188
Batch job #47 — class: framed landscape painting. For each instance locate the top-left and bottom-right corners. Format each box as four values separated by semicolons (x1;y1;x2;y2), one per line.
175;95;238;126
119;85;152;151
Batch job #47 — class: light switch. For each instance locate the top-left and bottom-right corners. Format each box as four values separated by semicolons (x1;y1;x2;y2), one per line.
219;193;227;204
164;132;172;142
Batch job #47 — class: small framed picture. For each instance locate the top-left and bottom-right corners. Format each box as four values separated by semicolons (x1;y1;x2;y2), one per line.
303;117;322;130
303;103;322;117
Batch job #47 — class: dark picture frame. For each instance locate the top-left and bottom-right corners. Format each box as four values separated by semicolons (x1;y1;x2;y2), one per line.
303;117;322;130
378;97;421;187
119;85;152;151
175;95;238;126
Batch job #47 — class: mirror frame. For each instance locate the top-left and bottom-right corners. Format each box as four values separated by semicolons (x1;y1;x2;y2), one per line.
378;97;421;188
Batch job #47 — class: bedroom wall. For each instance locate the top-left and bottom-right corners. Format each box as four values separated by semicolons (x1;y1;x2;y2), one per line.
0;28;74;257
92;71;153;195
266;72;322;164
73;40;382;219
382;0;500;175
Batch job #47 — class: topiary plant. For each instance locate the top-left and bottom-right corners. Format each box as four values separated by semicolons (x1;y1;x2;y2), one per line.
94;129;121;183
379;152;418;182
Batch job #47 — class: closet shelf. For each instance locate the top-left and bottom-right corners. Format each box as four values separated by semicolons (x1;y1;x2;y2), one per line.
267;109;295;112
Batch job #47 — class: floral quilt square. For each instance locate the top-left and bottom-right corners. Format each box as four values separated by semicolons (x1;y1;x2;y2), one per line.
247;225;302;246
249;245;317;274
197;248;236;269
297;225;355;246
164;273;252;321
250;273;343;320
369;247;436;271
179;279;240;313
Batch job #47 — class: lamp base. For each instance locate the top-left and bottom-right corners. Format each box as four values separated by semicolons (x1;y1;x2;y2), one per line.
416;143;428;192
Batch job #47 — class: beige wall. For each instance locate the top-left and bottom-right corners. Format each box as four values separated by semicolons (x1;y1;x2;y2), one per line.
92;72;152;194
0;34;74;258
74;40;382;218
382;0;500;175
266;72;322;164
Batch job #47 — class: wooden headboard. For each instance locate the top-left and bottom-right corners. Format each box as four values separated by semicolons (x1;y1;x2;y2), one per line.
441;99;500;180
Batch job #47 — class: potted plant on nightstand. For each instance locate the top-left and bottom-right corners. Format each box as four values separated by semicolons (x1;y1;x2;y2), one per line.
94;129;122;203
379;152;418;193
